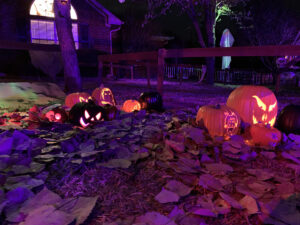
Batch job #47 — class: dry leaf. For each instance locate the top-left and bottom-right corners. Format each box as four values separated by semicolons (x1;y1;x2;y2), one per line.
198;174;223;191
239;195;259;215
219;192;243;209
165;180;192;197
154;188;180;203
204;163;233;175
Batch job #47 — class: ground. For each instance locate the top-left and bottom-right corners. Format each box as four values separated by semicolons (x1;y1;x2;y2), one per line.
0;78;300;225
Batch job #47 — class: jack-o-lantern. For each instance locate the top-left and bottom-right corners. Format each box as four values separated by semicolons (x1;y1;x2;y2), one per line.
43;107;68;123
65;92;92;108
69;100;104;128
139;92;163;112
227;86;278;127
196;104;241;137
276;104;300;134
122;100;141;113
248;124;281;147
92;87;116;107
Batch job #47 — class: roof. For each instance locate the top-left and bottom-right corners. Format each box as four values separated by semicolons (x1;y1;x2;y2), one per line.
86;0;123;26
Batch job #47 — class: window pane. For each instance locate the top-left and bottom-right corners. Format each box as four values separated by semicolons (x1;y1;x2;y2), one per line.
30;0;78;20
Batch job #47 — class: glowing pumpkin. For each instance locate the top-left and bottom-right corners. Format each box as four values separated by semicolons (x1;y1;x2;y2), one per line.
92;87;116;107
122;100;141;113
69;100;104;128
196;104;241;137
249;124;281;147
227;86;278;127
43;107;68;123
65;92;92;108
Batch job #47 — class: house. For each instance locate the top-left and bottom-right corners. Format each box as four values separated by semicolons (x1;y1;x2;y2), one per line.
0;0;123;78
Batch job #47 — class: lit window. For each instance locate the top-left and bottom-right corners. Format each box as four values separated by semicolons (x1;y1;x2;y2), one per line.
30;0;79;49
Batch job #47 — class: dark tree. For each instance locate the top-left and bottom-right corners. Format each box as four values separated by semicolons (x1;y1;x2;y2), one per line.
232;0;300;93
142;0;247;84
54;0;82;93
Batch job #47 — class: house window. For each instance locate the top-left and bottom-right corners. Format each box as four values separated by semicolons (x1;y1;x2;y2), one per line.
30;0;79;49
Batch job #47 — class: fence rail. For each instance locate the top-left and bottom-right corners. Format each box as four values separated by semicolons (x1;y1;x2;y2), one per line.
215;70;274;85
98;45;300;94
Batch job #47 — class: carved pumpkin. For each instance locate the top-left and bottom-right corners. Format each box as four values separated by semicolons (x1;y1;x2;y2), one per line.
196;104;241;137
276;104;300;134
43;107;68;123
65;92;92;108
139;92;163;112
69;100;104;128
249;124;281;147
92;87;116;107
103;104;118;121
227;86;278;127
122;100;141;113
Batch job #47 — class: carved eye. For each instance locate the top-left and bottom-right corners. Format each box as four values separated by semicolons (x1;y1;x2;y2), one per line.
96;112;101;120
268;102;277;112
252;95;266;111
55;113;61;120
84;110;90;119
79;97;88;103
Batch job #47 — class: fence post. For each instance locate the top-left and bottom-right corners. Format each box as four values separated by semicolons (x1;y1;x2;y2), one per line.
98;59;103;86
130;65;134;80
157;48;166;95
146;62;151;89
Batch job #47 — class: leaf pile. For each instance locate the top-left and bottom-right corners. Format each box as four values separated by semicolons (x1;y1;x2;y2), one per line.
1;108;300;225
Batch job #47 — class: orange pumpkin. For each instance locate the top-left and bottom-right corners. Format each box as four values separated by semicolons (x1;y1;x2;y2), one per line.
227;86;278;127
92;87;116;107
249;124;281;147
196;104;241;137
65;92;92;108
122;100;141;113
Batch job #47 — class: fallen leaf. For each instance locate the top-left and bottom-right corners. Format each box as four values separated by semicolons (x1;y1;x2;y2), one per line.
204;163;233;175
239;195;258;215
19;205;75;225
135;212;177;225
276;182;295;198
165;139;185;153
155;188;180;203
165;180;192;197
97;159;131;169
20;187;62;214
198;174;223;191
59;196;98;225
219;192;243;209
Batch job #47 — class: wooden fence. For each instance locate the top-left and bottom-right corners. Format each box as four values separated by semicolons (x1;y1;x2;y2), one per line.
98;45;300;94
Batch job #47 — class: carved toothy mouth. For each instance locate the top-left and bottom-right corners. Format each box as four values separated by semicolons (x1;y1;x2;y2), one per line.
80;117;89;128
252;115;276;126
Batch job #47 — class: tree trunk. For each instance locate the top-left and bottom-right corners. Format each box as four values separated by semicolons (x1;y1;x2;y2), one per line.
54;0;81;93
204;0;216;85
